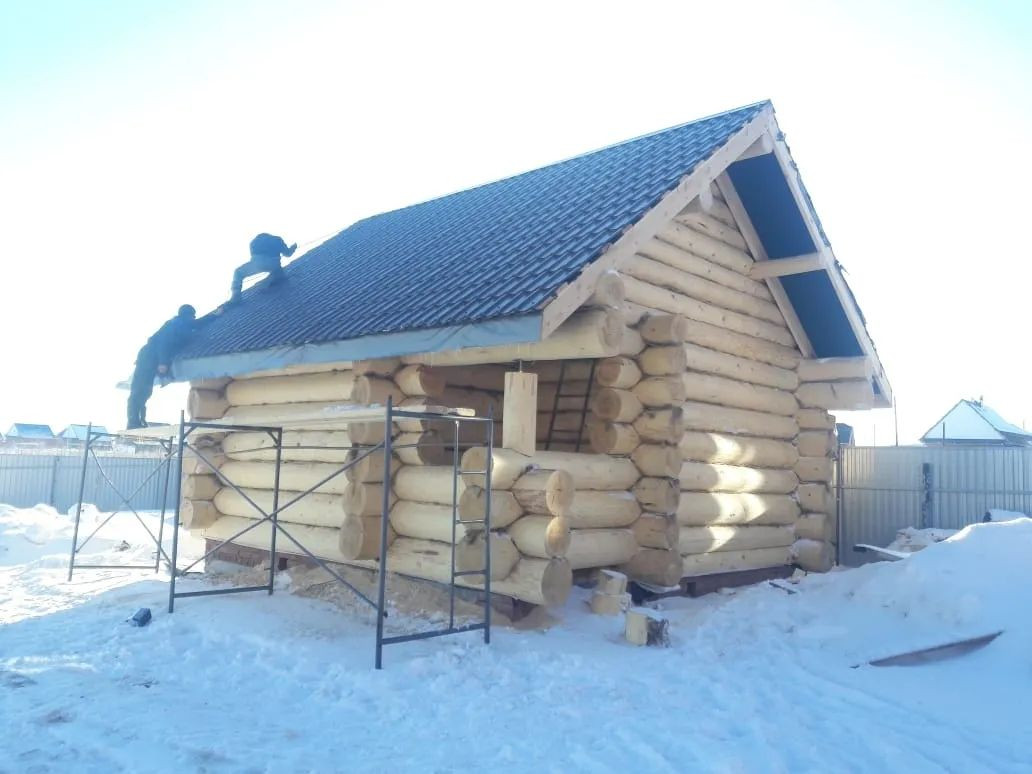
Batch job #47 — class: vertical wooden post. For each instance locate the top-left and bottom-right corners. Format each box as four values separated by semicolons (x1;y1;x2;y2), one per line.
503;372;538;455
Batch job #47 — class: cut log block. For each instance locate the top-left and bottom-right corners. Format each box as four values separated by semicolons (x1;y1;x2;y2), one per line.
638;238;767;298
676;492;800;526
631;513;679;550
512;469;574;516
507;515;572;558
352;376;406;406
683;343;799;391
393;431;452;466
793;538;834;572
637;345;688;376
566;490;641;529
796;483;831;514
619;326;645;357
455;532;521;582
682;319;800;370
795;512;833;542
349;421;394;445
338;513;396;560
681;546;792;577
680;401;798;440
225;371;356;407
344;449;397;483
188;389;228;420
565;528;638;570
353;358;401;377
631;444;683;478
461;447;640;490
590;590;631;615
679;461;798;495
223;430;352;463
633;376;687;408
403;309;623;366
796;380;875;411
389;500;480;543
344;482;394;517
393;465;466;504
797;430;836;458
182;475;219;500
214;487;345;528
633;408;684;444
625;607;670;647
682;372;798;417
181;450;225;476
393;365;446;397
795;456;834;484
678;525;795;555
591;388;644;423
589;422;640;455
679;431;798;469
595;357;642;389
632;477;680;514
796;408;836;431
181;499;218;529
597;569;628;595
457;486;523;529
619;548;682;586
585;270;626;309
192;377;231;391
202;516;347;563
639;314;689;345
504;371;538;455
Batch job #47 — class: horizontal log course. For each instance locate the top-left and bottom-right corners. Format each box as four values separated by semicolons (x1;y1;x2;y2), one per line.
633;376;687;408
796;483;831;514
793;538;834;572
679;431;798;469
619;548;683;587
639;314;689;345
633;477;680;514
243;362;353;379
393;431;453;466
584;270;626;309
203;516;347;563
595;357;642;389
454;532;521;582
219;460;355;495
796;408;836;431
344;450;397;483
393;365;446;397
683;343;799;391
631;513;679;550
797;430;836;458
796;380;875;411
797;357;873;383
461;447;640;490
681;546;793;577
389;500;481;543
795;456;834;484
393;465;467;504
677;525;795;555
507;515;572;558
433;361;598;391
631;444;683;478
181;450;225;476
682;319;800;370
681;372;798;417
673;209;749;252
457;486;523;529
338;513;396;560
634;408;684;444
677;492;800;526
638;237;768;299
352;376;405;406
795;512;833;542
591;388;644;422
353;358;402;376
588;422;640;455
623;275;795;347
638;345;688;376
565;528;639;570
189;389;229;420
219;401;356;428
625;254;784;324
182;475;219;500
225;371;356;407
346;421;394;445
512;469;574;516
680;401;799;440
679;461;798;494
192;377;231;391
214;487;345;528
223;430;353;463
565;490;641;528
658;221;754;274
182;499;218;529
402;309;623;367
438;387;503;418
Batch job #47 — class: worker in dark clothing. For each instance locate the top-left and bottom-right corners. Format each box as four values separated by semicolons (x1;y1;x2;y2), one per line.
126;304;199;429
230;233;297;302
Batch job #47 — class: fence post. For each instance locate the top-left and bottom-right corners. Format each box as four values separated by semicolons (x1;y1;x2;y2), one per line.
47;455;60;507
920;463;933;529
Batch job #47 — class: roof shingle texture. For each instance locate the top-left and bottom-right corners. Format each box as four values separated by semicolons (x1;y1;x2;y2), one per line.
181;102;767;360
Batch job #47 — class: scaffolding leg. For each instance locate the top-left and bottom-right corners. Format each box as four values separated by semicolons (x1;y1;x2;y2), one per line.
484;408;494;644
67;423;93;582
154;437;174;573
168;412;186;614
375;397;395;670
268;429;283;595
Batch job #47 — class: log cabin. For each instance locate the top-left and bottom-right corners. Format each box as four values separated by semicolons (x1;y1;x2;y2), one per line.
170;100;891;609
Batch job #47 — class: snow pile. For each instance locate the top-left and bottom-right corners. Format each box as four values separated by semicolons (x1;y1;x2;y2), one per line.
0;503;75;566
886;525;957;553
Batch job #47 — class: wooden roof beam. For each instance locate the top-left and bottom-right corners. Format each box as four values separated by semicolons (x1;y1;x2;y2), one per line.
748;252;830;279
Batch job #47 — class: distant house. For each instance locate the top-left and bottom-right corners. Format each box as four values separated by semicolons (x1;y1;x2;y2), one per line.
58;424;112;448
836;423;855;446
3;423;56;449
921;399;1032;447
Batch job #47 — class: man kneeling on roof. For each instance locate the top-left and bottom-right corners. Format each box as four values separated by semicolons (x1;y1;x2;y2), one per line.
126;304;200;430
230;233;297;303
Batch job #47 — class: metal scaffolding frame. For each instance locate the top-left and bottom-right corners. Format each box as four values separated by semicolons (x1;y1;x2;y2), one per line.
67;423;176;580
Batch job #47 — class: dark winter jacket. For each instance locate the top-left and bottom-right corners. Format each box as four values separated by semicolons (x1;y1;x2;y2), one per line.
249;233;295;259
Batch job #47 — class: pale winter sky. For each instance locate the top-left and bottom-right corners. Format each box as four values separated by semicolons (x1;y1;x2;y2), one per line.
1;0;1030;443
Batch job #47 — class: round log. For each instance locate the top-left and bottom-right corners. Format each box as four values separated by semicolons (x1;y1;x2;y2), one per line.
461;447;640;490
225;371;356;407
679;461;798;494
591;388;644;423
455;532;521;581
796;484;831;514
683;343;799;391
457;486;523;529
796;380;874;411
353;358;401;376
182;475;219;500
218;460;351;495
797;430;836;458
589;422;640;455
633;376;687;408
638;237;769;299
639;314;689;345
796;408;835;431
637;345;688;376
392;431;451;465
619;548;682;587
679;431;798;469
595;357;643;389
507;515;572;558
633;408;684;444
792;538;834;572
631;444;682;478
181;450;225;476
678;525;795;555
565;528;638;570
344;449;397;483
349;421;394;445
632;477;680;514
244;362;353;379
585;270;626;308
620;326;646;357
202;516;347;563
795;456;834;484
681;546;792;577
223;430;352;463
181;499;218;529
214;487;345;528
659;221;753;274
353;375;406;406
676;492;800;526
680;401;798;441
393;365;446;397
512;469;575;516
389;500;480;543
192;377;231;391
393;465;467;505
682;372;798;417
338;513;396;560
631;513;679;550
188;389;228;420
221;401;355;428
682;319;800;370
566;490;641;529
439;386;503;418
795;512;833;542
344;482;394;517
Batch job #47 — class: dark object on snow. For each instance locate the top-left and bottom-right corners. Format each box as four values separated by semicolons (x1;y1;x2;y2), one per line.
853;631;1003;668
230;233;297;301
126;305;199;429
129;607;152;627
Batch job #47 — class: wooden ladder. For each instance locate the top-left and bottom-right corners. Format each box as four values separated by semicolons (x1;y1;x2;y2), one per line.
543;359;596;452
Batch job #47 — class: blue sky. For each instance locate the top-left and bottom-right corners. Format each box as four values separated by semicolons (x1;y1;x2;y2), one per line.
1;0;1030;441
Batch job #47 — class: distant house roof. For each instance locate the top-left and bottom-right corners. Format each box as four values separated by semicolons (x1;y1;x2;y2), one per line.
174;100;889;403
5;423;54;439
921;400;1032;446
59;424;110;440
836;423;855;446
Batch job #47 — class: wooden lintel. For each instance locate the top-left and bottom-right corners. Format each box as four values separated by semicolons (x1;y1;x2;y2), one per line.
503;372;538;455
748;252;828;279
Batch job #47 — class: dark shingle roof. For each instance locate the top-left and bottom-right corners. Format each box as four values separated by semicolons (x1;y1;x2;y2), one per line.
181;102;768;360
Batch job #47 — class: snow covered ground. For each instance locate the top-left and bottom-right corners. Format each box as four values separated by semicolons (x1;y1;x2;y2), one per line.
2;504;1031;773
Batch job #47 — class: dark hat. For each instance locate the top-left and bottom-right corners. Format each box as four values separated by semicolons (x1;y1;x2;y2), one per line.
178;304;197;319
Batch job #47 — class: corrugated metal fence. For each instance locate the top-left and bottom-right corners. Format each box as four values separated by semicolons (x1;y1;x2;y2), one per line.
838;445;1032;565
0;452;178;513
